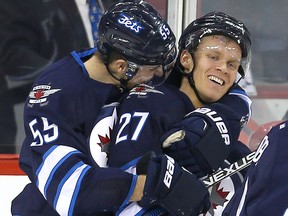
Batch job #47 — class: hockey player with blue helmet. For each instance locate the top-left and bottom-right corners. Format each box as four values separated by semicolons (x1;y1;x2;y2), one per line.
163;10;252;176
11;1;210;215
108;11;253;215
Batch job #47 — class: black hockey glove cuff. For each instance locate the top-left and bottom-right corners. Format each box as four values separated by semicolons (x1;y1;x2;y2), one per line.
138;154;210;216
162;104;241;177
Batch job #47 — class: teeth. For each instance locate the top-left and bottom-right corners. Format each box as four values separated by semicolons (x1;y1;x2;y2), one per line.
208;75;224;86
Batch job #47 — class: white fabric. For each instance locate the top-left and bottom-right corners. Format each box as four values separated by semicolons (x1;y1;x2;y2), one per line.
74;0;94;47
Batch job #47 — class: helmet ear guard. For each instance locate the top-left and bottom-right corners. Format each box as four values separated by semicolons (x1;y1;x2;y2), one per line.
125;61;138;80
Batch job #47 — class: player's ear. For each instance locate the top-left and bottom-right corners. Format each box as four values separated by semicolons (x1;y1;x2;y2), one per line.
180;50;194;74
114;59;128;75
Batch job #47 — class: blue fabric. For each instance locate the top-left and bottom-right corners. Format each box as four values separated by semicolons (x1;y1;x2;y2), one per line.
89;0;103;45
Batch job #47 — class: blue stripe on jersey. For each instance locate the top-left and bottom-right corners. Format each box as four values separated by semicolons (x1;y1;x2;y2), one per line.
68;165;90;216
36;145;58;177
117;201;146;216
118;174;137;211
118;156;169;215
71;48;96;77
36;145;80;198
120;157;140;172
44;150;79;197
135;209;147;216
141;207;166;216
116;157;145;216
54;161;90;215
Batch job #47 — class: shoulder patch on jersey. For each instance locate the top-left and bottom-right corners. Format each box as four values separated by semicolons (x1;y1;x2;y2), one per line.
28;84;61;105
128;84;164;98
279;122;286;129
240;113;250;127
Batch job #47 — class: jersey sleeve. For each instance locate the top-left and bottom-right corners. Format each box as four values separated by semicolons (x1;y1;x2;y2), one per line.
223;121;288;216
218;83;252;127
16;55;136;215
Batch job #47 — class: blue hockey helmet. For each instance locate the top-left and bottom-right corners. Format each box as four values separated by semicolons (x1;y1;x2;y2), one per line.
97;0;177;85
178;11;252;78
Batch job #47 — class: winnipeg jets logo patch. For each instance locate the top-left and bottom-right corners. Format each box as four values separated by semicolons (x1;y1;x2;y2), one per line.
28;85;61;105
201;173;242;216
89;103;119;167
128;84;164;98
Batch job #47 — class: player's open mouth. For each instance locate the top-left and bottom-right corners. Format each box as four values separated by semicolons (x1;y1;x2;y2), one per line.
208;75;224;86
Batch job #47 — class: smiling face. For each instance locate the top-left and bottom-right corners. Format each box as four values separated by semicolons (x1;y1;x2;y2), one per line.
191;35;242;103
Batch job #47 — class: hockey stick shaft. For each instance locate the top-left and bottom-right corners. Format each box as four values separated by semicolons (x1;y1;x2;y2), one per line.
201;151;256;188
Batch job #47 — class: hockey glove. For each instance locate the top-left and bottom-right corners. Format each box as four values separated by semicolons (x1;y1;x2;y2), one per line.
162;104;241;178
137;153;211;216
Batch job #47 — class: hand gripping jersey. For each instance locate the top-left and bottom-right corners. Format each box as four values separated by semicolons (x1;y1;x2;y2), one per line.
108;83;252;216
11;48;136;216
223;121;288;216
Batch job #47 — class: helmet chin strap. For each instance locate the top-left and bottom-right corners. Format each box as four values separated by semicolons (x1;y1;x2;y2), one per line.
184;54;239;105
179;53;209;105
187;70;239;106
187;72;209;105
105;64;128;92
98;53;126;91
102;56;143;92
